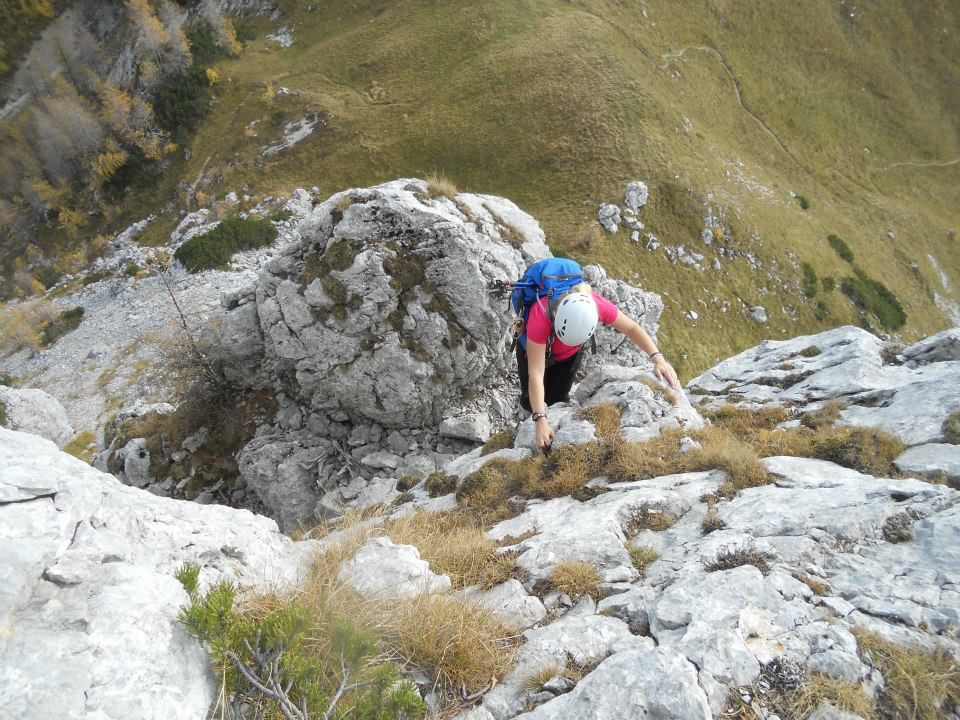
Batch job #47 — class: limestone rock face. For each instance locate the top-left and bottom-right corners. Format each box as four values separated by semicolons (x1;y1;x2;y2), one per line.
0;428;320;720
209;179;550;429
687;325;960;446
0;386;73;447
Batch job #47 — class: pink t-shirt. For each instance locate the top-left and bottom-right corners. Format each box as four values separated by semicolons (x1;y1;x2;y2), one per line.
526;291;618;361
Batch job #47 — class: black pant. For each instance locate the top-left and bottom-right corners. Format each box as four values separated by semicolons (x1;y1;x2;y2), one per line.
516;348;583;412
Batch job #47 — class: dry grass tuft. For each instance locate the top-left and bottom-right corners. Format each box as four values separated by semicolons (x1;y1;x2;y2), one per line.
425;172;458;200
754;424;905;478
549;560;603;600
387;511;516;590
63;431;97;463
333;194;354;213
293;529;519;702
854;629;960;720
800;399;847;429
784;674;877;719
704;404;791;434
702;506;726;534
537;443;602;499
522;664;581;692
575;221;605;251
628;545;659;578
481;428;516;456
426;471;457;497
638;376;678;406
704;546;770;575
577;401;622;442
623;504;676;537
795;573;830;596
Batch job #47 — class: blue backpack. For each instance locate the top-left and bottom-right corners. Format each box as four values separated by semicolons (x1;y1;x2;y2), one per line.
508;257;586;354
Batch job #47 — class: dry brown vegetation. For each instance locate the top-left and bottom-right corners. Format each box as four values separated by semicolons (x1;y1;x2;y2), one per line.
0;299;59;355
794;573;830;596
638;376;678;406
522;663;581;692
800;399;847;429
623;505;676;536
548;560;603;601
252;528;520;704
702;505;726;534
386;511;517;591
704;546;770;575
424;172;458;200
854;629;960;720
481;428;516;456
575;221;604;252
782;674;877;719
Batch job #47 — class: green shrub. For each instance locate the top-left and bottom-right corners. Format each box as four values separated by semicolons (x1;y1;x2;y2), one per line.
124;263;141;277
36;267;63;289
0;399;6;426
269;207;294;222
176;565;425;720
841;267;906;330
174;217;278;272
41;306;84;346
154;64;213;142
796;194;810;210
801;262;818;298
799;345;822;358
270;108;288;127
815;300;829;320
82;270;111;285
821;276;836;292
827;234;854;263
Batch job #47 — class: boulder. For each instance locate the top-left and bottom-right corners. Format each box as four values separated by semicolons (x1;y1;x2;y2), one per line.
208;179;551;430
894;443;960;483
0;428;319;720
337;536;451;599
0;386;73;447
623;181;649;213
439;413;492;443
901;327;960;367
461;578;547;629
514;647;711;720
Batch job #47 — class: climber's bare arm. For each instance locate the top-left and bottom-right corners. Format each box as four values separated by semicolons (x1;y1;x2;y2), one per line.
526;341;555;449
611;313;681;390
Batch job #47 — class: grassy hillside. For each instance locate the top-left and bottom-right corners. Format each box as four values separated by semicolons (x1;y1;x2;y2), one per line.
99;0;960;376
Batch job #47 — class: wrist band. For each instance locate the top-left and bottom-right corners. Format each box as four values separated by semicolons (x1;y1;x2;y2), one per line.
650;351;663;360
531;412;548;422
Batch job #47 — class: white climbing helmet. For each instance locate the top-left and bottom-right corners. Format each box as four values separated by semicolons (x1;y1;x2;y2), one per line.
553;292;599;346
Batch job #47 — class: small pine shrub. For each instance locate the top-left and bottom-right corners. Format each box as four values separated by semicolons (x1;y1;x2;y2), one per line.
827;234;854;263
821;276;836;292
799;345;822;358
0;399;7;426
841;267;906;330
124;263;141;277
176;564;426;719
796;194;810;209
801;262;818;298
815;300;830;320
154;64;213;142
174;217;278;272
41;306;84;346
268;207;294;222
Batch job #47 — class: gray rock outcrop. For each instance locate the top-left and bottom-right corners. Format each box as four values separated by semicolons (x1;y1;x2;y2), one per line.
687;325;960;447
0;428;321;720
0;386;73;446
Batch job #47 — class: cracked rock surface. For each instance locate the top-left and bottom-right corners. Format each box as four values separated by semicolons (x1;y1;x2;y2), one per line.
0;428;320;720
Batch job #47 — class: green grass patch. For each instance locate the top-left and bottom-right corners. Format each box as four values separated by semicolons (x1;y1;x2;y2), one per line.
41;306;84;346
174;217;278;272
82;270;112;286
841;267;906;330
